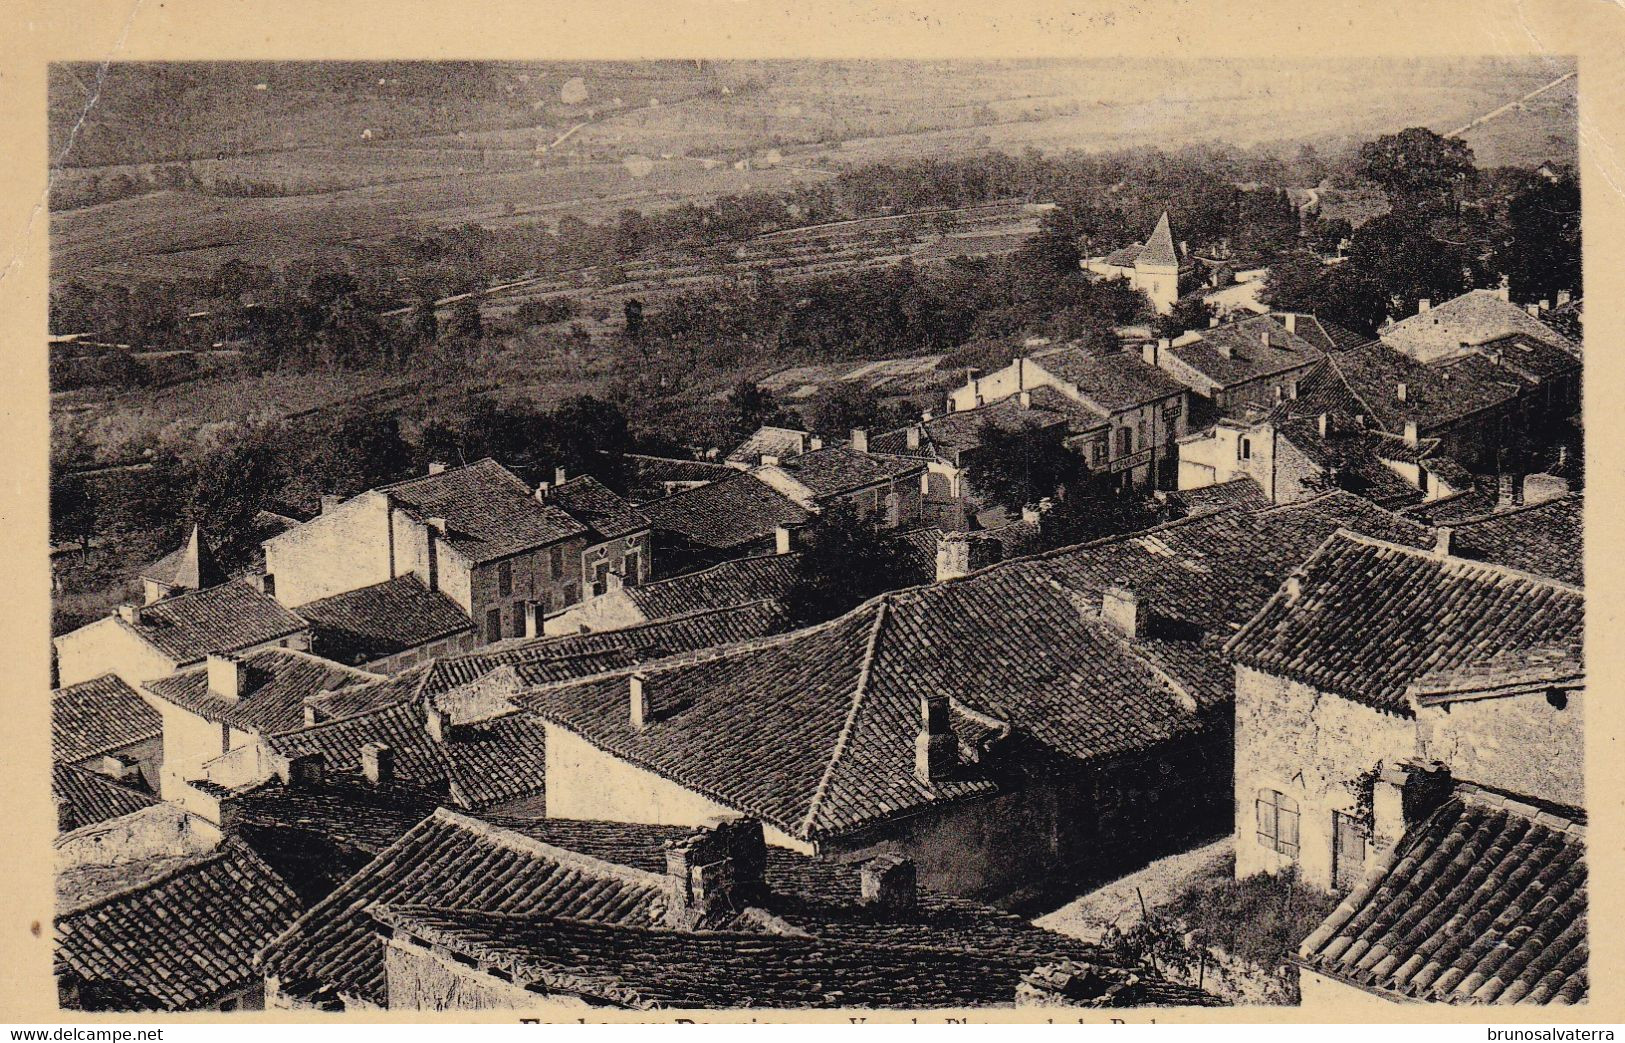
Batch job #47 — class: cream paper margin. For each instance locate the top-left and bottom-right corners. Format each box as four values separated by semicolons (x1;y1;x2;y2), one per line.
0;0;1619;1025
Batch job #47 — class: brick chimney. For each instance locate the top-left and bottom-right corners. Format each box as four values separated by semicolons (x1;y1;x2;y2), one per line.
935;532;972;581
116;603;143;626
774;525;794;556
850;428;868;453
906;425;921;449
1417;298;1431;314
1282;313;1297;334
207;654;247;702
629;673;651;729
1497;472;1525;510
859;854;917;912
321;494;343;514
360;742;393;787
1403;421;1419;448
1433;526;1454;558
663;818;767;929
428;461;448;475
1396;382;1407;403
276;751;325;789
1371;763;1453;857
1100;585;1147;640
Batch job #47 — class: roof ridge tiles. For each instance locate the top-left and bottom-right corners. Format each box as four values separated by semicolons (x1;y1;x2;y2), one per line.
799;600;890;836
56;844;230;919
1332;530;1584;594
425;808;671;893
1444;492;1584;529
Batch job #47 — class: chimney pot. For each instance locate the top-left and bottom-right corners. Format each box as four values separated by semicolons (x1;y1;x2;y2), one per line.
1100;585;1147;640
428;461;448;475
850;428;868;453
360;742;394;787
630;673;651;729
206;653;246;702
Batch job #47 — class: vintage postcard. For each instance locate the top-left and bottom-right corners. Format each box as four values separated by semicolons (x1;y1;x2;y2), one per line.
1;0;1620;1026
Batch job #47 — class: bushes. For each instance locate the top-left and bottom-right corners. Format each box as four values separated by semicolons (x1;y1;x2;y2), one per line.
1155;855;1338;972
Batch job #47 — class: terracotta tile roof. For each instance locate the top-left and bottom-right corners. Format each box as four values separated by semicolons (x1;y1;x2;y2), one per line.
1272;422;1427;509
523;571;1209;842
52;762;158;829
642;472;812;551
760;446;925;499
295;575;473;666
1472;333;1581;384
1278;314;1370;354
1297;787;1586;1004
265;809;1202;1010
55;839;301;1011
1160;477;1270;517
871;393;1080;463
546;474;651;541
1138;211;1180;268
264;702;548;812
52;673;160;764
1321;343;1523;435
623;554;800;620
622;453;733;498
425;600;792;692
1380;289;1581;364
378;459;587;564
1403;486;1501;525
1166;314;1325;389
1227;531;1583;715
725;425;811;467
1029;348;1187;412
143;648;379;736
1406;646;1583;706
1446;495;1583;587
1102;243;1143;268
302;661;434;724
115;580;309;665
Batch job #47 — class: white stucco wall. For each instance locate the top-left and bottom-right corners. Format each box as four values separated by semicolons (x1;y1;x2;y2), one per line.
54;617;178;688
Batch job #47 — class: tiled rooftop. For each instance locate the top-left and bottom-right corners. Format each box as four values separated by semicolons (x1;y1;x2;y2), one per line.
1160;477;1270;517
1228;531;1583;715
760;445;925;499
143;648;379;735
1447;495;1583;587
112;580;309;665
295;575;473;666
641;472;812;551
725;425;812;467
1297;786;1585;1004
1029;347;1188;412
53;763;158;830
1165;314;1325;389
547;474;652;542
1322;343;1523;434
56;839;301;1011
378;459;587;564
622;553;801;621
52;673;160;764
263;809;1206;1010
1380;289;1581;365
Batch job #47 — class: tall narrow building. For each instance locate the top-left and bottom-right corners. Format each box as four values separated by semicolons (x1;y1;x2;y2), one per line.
1133;210;1182;315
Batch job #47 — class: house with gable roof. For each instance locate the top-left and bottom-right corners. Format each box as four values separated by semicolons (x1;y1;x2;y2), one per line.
1082;211;1197;315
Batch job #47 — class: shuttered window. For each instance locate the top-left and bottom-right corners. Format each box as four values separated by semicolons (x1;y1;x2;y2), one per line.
1256;789;1300;857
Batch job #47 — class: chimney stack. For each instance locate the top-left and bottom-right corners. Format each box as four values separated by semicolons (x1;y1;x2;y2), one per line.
1318;413;1329;438
1259;328;1271;347
906;425;922;449
1433;526;1454;558
1100;585;1147;640
1497;472;1525;510
760;454;779;467
554;465;568;487
914;694;958;785
1403;421;1419;448
1396;382;1408;403
774;525;794;556
1539;299;1551;314
426;516;448;536
859;854;917;912
1371;764;1452;856
663;818;767;929
1494;285;1511;302
360;742;393;787
1209;315;1221;328
1282;313;1297;334
1217;342;1234;360
1417;298;1431;314
321;494;343;514
1526;303;1541;318
850;428;868;453
425;703;449;744
1017;390;1033;409
1557;290;1572;307
1285;573;1303;602
934;532;997;580
629;673;651;730
56;796;76;833
524;600;542;638
277;752;325;790
808;435;823;451
428;461;448;475
116;603;143;626
1288;378;1300;401
207;654;246;702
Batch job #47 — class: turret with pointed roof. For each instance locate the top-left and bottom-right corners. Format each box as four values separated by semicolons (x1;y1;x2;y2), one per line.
1137;211;1180;270
139;524;223;605
1132;211;1184;315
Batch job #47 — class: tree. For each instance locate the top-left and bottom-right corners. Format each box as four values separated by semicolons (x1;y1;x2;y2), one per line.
445;298;483;343
1357;128;1476;216
624;297;645;341
1346;212;1476;318
962;421;1085;515
50;470;97;551
1035;485;1166;551
784;501;917;624
1155;297;1216;339
1494;172;1580;305
181;416;292;572
410;294;439;346
723;380;794;443
808;382;883;438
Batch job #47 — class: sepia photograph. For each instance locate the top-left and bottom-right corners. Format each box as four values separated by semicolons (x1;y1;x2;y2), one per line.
18;8;1601;1021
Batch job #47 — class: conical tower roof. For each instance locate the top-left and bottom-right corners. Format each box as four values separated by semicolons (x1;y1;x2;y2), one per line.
139;524;223;594
1137;211;1179;268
